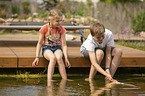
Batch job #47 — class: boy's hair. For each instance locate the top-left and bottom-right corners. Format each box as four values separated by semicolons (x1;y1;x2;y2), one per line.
90;23;105;36
48;9;64;20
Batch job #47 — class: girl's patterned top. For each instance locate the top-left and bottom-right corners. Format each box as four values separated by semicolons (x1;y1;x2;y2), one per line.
39;23;66;46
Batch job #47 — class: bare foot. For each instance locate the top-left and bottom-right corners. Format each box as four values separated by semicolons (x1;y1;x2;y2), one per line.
85;78;89;81
66;79;74;81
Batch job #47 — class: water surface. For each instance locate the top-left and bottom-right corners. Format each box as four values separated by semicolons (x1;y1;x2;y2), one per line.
0;74;145;96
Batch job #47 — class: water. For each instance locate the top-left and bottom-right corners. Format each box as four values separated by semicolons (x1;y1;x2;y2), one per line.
0;74;145;96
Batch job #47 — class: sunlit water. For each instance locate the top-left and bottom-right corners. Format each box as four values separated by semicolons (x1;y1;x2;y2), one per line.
0;74;145;96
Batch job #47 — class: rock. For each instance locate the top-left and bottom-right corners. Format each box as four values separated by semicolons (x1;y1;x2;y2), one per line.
140;31;145;38
66;34;77;41
0;18;5;25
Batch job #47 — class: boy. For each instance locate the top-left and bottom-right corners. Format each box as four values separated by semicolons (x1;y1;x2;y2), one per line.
80;23;122;81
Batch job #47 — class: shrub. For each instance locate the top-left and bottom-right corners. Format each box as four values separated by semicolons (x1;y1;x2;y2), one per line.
22;1;31;15
131;10;145;34
0;4;7;18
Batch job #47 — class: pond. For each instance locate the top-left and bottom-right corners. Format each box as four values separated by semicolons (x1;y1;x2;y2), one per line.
0;74;145;96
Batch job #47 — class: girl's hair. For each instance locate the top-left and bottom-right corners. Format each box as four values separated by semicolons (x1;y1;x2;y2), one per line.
48;9;64;21
48;9;64;33
90;23;105;36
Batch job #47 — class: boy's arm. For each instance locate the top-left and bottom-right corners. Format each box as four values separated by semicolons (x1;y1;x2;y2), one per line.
89;51;110;77
105;46;112;74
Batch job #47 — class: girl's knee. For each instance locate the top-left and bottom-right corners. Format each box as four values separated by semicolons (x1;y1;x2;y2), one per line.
56;56;63;63
49;55;57;62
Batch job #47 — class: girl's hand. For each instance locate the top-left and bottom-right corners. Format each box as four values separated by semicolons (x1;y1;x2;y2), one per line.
32;58;39;66
65;59;71;68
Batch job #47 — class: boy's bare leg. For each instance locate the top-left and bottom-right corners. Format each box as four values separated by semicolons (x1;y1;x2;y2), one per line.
55;50;67;80
111;48;122;77
88;49;104;80
44;50;56;84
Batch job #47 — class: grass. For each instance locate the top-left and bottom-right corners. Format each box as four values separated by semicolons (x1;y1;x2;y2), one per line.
115;41;145;51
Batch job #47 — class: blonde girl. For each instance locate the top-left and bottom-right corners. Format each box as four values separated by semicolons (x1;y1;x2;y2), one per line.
32;9;71;85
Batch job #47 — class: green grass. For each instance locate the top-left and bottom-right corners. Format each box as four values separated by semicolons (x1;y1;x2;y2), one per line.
115;41;145;51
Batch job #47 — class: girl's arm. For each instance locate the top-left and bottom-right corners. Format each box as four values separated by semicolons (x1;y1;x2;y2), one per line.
32;33;44;66
89;51;113;80
61;32;71;68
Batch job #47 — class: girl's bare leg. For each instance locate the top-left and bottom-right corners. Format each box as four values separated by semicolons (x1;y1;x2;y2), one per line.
89;49;104;80
111;48;122;77
54;50;67;79
44;50;56;84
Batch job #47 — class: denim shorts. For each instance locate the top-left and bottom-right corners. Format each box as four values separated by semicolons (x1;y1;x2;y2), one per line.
81;46;116;58
42;45;62;57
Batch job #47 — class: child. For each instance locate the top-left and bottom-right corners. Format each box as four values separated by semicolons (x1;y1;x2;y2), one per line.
32;9;71;85
80;23;122;81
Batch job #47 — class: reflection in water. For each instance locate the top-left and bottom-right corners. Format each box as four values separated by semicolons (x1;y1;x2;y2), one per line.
38;79;67;96
89;80;118;96
89;79;141;96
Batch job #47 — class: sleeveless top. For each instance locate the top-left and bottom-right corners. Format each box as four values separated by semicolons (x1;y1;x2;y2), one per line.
39;23;66;46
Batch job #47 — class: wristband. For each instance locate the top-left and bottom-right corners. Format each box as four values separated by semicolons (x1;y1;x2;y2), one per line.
106;67;110;70
36;56;39;58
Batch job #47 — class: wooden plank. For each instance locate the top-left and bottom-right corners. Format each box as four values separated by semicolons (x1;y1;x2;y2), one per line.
18;57;48;68
1;40;145;68
12;46;145;68
119;57;145;67
0;57;17;68
0;48;17;68
17;56;145;68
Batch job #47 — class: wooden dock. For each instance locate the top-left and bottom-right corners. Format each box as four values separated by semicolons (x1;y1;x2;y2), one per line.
0;40;145;68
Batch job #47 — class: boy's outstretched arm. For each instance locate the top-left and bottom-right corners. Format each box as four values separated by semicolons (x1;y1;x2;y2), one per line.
105;46;112;75
89;51;113;80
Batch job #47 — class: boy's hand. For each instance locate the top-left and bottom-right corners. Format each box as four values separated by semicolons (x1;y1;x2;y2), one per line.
32;58;39;66
105;69;111;76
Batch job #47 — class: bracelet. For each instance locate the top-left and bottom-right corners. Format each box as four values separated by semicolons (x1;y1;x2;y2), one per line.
106;67;110;70
36;56;39;58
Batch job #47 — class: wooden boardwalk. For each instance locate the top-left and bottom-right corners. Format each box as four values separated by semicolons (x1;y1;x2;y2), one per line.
0;40;145;68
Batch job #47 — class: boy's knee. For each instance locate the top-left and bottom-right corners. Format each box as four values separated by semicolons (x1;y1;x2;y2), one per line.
116;48;122;56
113;48;122;57
96;50;104;58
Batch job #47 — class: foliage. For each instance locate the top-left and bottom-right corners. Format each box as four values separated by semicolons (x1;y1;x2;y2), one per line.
22;1;31;15
40;0;58;11
0;4;7;18
100;0;141;3
37;11;49;19
131;10;145;33
12;3;19;15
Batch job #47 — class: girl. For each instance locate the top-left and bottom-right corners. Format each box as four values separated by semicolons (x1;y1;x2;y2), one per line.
32;9;71;85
